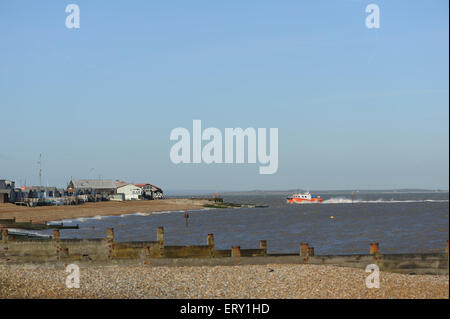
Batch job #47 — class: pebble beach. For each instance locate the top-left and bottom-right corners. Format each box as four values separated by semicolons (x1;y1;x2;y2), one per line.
0;264;448;299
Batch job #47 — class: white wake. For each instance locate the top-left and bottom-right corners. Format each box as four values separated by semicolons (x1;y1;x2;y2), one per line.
321;197;449;204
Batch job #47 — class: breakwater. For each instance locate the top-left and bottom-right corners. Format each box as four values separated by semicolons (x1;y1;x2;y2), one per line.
1;227;448;275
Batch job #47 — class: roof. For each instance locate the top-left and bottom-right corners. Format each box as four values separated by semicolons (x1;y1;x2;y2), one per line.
134;183;149;188
70;179;116;189
135;183;163;192
115;180;129;188
117;184;141;190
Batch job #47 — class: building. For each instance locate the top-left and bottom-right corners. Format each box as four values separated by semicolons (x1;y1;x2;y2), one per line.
135;183;163;199
21;186;62;199
116;184;142;200
67;179;116;196
0;180;16;203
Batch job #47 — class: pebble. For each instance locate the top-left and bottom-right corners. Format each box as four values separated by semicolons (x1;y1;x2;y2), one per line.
0;264;447;299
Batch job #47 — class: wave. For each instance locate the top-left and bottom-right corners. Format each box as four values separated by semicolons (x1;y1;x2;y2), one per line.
321;197;449;204
150;210;180;215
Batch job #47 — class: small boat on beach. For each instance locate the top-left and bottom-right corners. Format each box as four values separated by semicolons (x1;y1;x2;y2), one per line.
287;192;322;204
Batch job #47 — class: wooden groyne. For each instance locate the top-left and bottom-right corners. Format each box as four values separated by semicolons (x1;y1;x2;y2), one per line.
0;227;448;275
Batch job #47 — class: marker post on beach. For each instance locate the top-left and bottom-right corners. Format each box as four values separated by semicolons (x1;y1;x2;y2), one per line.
157;227;164;257
207;234;215;257
1;228;8;244
260;240;267;255
300;243;309;257
232;246;241;263
53;230;61;260
107;228;114;260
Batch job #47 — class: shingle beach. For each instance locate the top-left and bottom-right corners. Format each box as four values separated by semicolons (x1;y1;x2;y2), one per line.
0;264;448;299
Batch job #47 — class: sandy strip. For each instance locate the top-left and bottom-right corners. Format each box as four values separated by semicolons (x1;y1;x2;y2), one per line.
0;199;209;223
0;264;447;299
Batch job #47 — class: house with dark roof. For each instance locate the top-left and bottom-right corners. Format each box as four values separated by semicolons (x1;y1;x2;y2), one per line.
67;179;117;196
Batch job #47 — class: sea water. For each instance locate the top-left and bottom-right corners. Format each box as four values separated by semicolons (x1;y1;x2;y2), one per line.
36;191;448;255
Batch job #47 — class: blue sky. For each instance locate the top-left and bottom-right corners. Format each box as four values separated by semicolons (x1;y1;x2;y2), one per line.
0;0;448;191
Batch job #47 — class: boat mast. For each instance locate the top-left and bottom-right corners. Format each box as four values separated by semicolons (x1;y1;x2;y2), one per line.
38;153;42;190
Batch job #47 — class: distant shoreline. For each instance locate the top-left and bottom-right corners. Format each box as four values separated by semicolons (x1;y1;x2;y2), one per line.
0;198;210;224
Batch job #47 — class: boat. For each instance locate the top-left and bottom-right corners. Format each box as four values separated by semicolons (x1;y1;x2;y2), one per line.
286;192;322;204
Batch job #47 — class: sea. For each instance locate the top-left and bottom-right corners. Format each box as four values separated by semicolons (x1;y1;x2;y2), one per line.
34;191;449;255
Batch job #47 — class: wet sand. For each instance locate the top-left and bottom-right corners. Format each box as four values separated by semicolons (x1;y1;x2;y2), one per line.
0;263;448;299
0;199;209;223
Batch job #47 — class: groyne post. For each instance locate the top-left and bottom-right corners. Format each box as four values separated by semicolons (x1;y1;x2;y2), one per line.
1;228;7;244
107;228;114;260
308;247;315;256
370;242;380;255
53;230;61;260
1;228;8;259
207;233;215;257
300;242;309;257
232;246;241;259
157;227;165;257
260;240;267;255
446;240;448;255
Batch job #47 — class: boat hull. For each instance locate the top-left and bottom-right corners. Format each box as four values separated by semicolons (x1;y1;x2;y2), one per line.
287;198;322;204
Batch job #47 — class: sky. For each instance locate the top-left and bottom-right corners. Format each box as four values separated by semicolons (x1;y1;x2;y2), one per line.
0;0;448;192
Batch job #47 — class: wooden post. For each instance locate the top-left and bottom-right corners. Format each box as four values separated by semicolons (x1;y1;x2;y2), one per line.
157;227;164;257
446;240;449;255
370;242;380;255
53;230;61;260
300;242;309;256
260;240;267;255
308;247;315;256
107;228;114;241
232;246;241;258
107;228;114;260
207;233;215;247
1;228;8;244
207;234;215;258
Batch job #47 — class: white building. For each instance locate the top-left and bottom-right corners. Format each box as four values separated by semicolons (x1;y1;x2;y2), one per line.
116;184;142;200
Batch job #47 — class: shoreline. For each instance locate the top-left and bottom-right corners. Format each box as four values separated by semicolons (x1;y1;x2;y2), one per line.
0;198;211;224
51;208;211;224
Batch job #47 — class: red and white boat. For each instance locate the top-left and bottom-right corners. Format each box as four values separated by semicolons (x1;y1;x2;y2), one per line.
287;192;322;204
